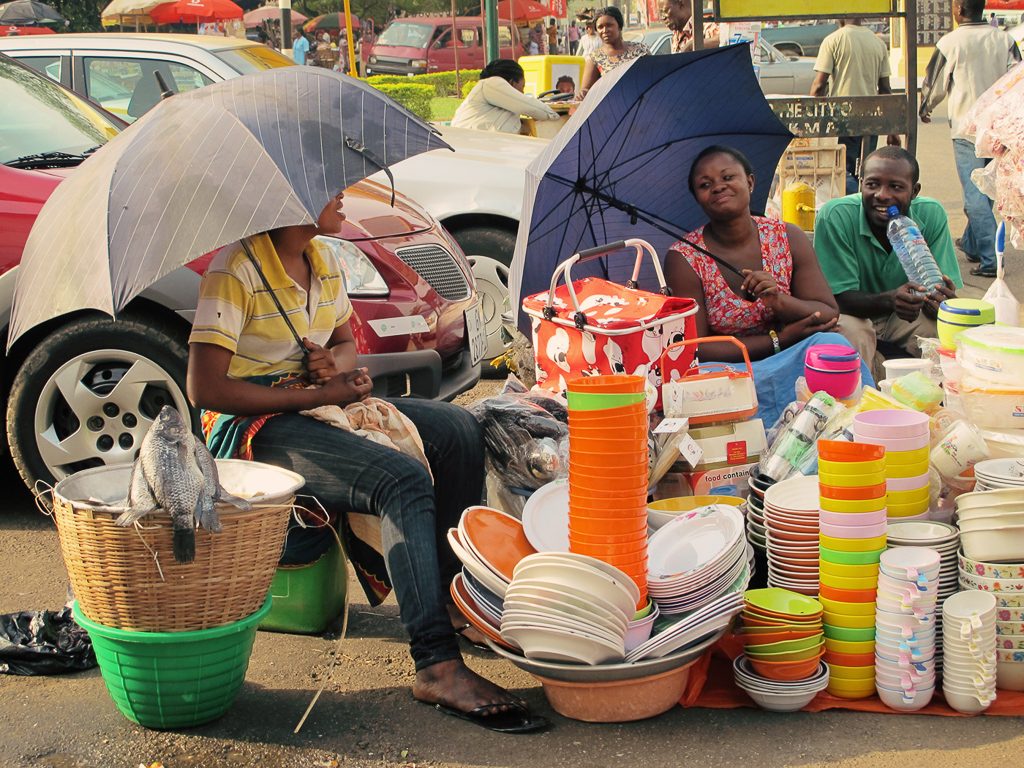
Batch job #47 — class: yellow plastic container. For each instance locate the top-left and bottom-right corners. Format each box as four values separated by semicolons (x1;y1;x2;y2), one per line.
886;486;930;506
828;662;876;680
782;182;816;231
884;447;930;466
519;54;585;97
824;637;876;655
819;596;876;616
818;458;886;476
828;677;876;698
886;459;930;478
819;560;879;579
820;534;887;552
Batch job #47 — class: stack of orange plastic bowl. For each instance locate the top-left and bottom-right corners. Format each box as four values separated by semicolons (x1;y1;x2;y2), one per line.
817;439;887;699
740;588;825;682
851;410;931;520
566;375;649;610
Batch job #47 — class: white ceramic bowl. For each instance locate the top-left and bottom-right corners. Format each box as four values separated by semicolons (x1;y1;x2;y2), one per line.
877;683;934;712
996;659;1024;691
958;551;1024;580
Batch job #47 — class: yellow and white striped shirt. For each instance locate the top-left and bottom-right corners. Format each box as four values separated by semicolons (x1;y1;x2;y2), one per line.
189;233;352;379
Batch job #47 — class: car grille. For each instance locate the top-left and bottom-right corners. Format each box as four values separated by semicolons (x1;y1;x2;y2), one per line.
396;244;470;301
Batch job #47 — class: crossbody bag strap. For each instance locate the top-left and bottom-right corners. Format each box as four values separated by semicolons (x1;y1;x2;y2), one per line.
240;237;309;359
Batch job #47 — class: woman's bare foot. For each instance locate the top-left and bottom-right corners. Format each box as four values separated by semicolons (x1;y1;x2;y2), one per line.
413;658;524;714
446;603;487;647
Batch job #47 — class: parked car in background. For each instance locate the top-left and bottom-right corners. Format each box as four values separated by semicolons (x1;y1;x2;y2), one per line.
0;51;483;492
365;15;524;76
624;27;817;95
761;22;837;58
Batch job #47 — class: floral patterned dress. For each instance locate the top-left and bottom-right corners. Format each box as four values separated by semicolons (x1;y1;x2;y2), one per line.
669;216;794;337
587;40;650;74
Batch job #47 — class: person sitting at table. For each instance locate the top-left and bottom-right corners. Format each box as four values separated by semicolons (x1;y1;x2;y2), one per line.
814;146;961;380
451;59;559;135
665;145;873;427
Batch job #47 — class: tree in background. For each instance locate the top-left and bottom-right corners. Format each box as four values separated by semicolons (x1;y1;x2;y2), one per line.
49;0;102;31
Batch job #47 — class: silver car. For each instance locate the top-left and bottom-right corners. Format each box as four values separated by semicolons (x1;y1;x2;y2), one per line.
623;28;817;96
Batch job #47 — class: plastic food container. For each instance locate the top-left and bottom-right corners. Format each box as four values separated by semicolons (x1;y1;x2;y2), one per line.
958;325;1024;387
958;377;1024;430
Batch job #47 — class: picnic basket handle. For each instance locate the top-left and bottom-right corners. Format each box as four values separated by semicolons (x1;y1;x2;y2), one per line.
543;238;669;329
659;336;754;380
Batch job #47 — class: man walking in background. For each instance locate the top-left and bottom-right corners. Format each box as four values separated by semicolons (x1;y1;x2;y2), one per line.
578;20;601;57
292;28;310;65
568;20;580;54
920;0;1020;278
659;0;719;52
811;19;898;193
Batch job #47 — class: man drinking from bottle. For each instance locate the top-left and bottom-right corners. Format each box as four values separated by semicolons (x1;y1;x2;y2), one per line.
814;147;962;379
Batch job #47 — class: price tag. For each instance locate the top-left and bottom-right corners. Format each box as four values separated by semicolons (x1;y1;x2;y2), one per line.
654;417;689;435
678;434;704;468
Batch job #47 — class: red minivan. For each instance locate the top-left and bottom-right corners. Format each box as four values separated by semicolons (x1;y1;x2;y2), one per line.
365;15;524;76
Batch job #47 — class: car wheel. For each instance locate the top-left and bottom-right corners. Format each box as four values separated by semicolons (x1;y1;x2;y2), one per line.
7;315;193;491
774;43;802;56
467;255;511;377
449;226;517;267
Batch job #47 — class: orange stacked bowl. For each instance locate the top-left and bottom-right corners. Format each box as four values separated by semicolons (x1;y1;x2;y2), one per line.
567;375;649;610
817;440;886;699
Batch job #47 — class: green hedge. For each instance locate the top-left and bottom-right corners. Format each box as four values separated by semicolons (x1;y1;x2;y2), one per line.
367;71;481;98
371;82;435;121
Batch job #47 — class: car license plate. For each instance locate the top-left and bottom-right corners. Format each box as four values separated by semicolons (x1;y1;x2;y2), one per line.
465;301;486;366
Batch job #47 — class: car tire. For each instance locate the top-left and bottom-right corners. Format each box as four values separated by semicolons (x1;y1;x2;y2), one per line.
467;255;511;378
7;314;194;491
449;226;517;267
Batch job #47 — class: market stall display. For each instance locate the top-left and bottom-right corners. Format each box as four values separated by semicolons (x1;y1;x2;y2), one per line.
762;474;820;595
852;410;931;520
941;590;998;713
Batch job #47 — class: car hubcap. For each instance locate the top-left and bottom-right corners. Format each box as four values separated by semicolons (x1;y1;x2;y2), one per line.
34;349;191;480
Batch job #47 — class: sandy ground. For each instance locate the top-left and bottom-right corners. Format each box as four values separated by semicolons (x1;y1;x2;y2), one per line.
1;106;1023;768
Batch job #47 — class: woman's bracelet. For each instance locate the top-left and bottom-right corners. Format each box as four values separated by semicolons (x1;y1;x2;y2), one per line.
768;329;781;355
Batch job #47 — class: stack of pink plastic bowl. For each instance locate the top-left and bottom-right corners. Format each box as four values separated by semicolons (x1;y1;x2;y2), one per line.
852;410;931;520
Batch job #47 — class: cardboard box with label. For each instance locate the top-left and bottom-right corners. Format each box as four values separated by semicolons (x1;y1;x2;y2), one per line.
655;419;767;500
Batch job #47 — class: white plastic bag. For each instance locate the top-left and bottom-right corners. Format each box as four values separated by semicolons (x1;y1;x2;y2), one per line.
982;222;1019;326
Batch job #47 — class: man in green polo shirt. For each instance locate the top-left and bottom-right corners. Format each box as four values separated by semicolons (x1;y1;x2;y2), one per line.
815;146;961;378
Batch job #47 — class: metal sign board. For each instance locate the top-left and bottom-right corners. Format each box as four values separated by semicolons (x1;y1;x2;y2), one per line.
766;95;909;137
916;0;952;45
714;0;894;21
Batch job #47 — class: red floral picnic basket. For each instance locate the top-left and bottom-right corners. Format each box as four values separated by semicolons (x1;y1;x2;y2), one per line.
522;239;700;404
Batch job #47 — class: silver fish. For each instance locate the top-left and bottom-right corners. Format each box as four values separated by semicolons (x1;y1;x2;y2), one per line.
116;406;250;563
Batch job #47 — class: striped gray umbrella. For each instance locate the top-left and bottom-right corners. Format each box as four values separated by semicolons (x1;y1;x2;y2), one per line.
9;66;450;346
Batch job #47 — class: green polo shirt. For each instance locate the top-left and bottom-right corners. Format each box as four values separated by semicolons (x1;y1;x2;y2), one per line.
814;194;962;296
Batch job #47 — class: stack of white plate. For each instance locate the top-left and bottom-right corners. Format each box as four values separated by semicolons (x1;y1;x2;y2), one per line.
973;459;1024;492
763;475;820;595
646;504;750;615
886;520;959;665
499;552;638;665
942;590;997;714
625;590;744;662
733;656;829;712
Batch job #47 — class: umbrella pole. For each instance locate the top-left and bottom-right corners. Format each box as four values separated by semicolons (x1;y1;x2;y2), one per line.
450;0;461;96
343;0;357;75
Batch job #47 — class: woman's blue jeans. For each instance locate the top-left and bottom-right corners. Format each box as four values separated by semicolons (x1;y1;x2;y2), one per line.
952;138;996;271
251;398;484;671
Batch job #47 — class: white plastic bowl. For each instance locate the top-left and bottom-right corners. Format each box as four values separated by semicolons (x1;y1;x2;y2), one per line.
877;683;934;712
942;685;995;715
624;603;660;653
960;526;1024;563
738;684;820;712
996;659;1024;691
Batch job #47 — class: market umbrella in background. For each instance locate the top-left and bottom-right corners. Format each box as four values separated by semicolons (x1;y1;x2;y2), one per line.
0;0;64;26
148;0;242;24
304;12;360;32
243;4;305;27
496;0;550;21
8;67;451;346
509;44;794;332
100;0;157;28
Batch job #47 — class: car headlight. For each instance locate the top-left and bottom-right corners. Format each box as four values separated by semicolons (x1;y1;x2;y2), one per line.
368;55;377;64
317;237;389;297
411;59;428;68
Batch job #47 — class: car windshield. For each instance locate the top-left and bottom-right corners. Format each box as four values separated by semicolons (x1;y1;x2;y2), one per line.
0;56;119;166
214;44;294;75
376;22;434;48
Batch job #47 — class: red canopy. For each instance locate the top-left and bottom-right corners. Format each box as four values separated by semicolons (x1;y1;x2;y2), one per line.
987;0;1024;9
1;23;54;33
497;0;551;21
150;0;242;24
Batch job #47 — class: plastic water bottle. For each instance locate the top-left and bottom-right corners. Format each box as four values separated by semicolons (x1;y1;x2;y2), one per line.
886;206;944;291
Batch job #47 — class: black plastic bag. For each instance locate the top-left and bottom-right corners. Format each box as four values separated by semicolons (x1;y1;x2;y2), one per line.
0;605;96;675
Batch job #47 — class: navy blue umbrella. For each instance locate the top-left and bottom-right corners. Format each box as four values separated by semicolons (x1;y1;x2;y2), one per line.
510;44;793;332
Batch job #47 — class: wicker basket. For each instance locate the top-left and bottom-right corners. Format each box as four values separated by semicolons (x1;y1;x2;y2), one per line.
52;460;303;632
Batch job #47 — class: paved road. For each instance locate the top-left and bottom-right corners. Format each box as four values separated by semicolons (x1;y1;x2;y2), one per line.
1;109;1022;768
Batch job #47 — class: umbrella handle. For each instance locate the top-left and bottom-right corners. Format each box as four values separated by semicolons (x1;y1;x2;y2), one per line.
543;238;668;325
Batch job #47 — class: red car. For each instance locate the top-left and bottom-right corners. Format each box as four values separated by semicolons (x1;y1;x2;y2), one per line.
0;53;484;490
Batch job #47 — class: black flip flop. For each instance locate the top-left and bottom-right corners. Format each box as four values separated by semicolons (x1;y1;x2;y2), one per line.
970;266;997;278
432;700;550;734
454;623;494;653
